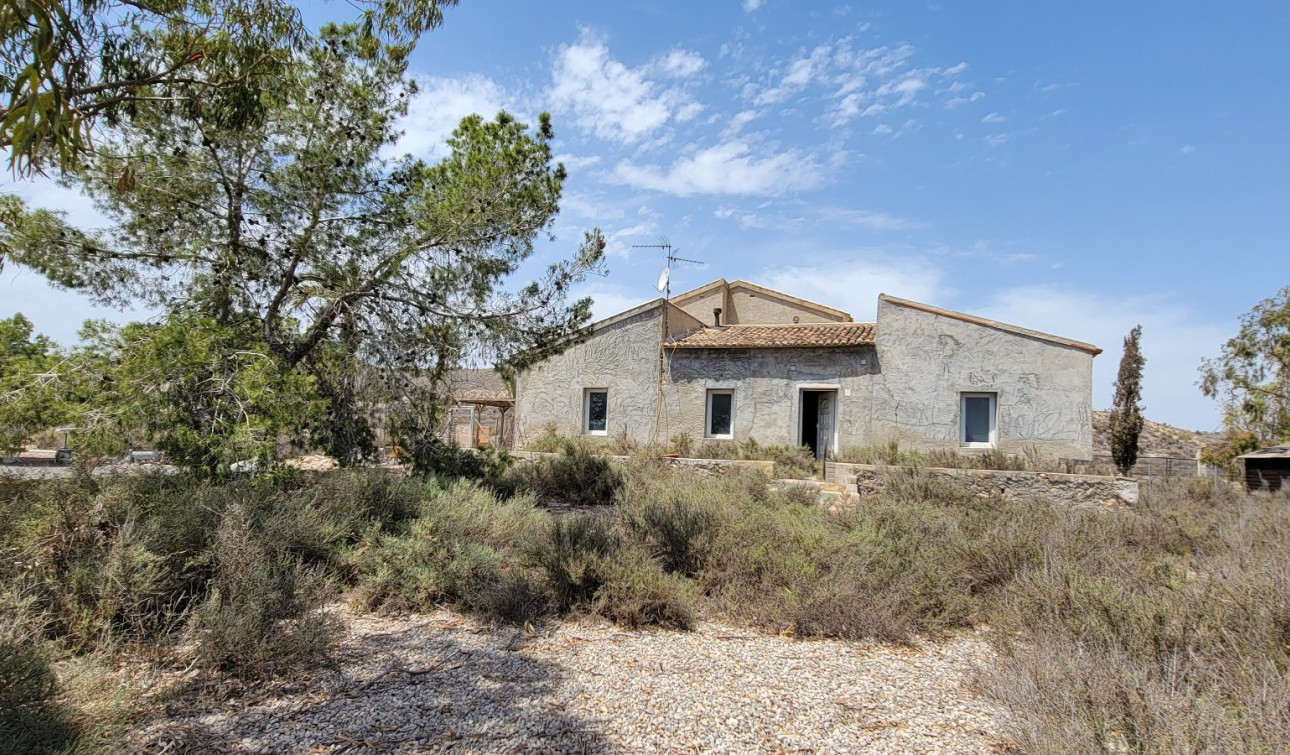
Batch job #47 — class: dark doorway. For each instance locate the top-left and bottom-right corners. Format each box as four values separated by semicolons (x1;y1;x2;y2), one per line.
799;389;837;461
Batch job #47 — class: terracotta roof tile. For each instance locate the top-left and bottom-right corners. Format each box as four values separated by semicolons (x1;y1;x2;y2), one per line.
665;323;876;349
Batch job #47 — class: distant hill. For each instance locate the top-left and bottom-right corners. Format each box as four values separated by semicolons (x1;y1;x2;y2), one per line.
1092;411;1222;459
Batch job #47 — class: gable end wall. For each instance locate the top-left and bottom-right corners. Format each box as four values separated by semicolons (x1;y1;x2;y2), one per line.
871;297;1094;459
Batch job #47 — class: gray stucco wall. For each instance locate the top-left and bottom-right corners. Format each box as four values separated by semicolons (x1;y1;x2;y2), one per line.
516;295;1095;459
516;302;877;449
725;286;843;325
870;297;1095;460
515;305;663;445
665;346;875;448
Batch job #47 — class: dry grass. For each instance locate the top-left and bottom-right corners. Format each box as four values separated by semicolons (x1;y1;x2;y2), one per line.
2;463;1286;752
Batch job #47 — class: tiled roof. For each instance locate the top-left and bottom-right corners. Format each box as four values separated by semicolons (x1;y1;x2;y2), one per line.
665;323;876;349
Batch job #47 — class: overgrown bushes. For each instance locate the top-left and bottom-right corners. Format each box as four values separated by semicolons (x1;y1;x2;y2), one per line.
3;456;1287;752
503;437;624;506
980;478;1290;753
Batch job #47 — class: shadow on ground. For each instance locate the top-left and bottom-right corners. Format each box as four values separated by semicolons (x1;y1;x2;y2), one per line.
131;620;607;753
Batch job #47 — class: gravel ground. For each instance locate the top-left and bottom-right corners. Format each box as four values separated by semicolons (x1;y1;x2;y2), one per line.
127;607;1013;754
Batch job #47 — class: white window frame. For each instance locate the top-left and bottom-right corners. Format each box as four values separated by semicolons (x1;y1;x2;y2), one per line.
705;389;734;439
960;392;998;448
584;388;608;435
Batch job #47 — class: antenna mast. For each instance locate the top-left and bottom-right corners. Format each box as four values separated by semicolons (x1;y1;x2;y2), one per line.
633;240;704;445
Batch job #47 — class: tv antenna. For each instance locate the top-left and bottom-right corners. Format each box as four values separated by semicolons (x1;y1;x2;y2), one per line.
632;240;704;445
633;241;703;300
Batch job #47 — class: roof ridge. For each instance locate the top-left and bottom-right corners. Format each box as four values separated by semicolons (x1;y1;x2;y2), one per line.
725;322;874;328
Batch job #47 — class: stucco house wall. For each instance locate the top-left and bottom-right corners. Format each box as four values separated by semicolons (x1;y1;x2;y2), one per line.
663;346;877;447
870;295;1096;459
515;281;1098;460
515;302;701;442
724;282;848;325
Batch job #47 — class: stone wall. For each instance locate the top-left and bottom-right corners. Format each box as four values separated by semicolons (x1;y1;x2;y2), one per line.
513;451;774;479
827;462;1138;508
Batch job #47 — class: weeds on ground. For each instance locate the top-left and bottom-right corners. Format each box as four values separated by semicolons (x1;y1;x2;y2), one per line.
836;439;1109;474
684;436;817;478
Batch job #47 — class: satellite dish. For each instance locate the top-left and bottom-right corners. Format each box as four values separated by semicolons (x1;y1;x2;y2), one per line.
656;266;670;293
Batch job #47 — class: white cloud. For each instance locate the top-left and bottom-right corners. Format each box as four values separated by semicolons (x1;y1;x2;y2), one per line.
981;112;1007;123
393;74;512;160
760;255;948;318
577;284;654;321
946;91;985;109
548;31;704;145
741;0;764;11
612;140;824;197
752;45;832;106
715;203;915;231
552;153;602;171
975;286;1226;430
602;223;659;260
1179;144;1196;154
656;48;707;78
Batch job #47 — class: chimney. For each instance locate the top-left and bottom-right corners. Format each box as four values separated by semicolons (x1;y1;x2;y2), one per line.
713;308;722;327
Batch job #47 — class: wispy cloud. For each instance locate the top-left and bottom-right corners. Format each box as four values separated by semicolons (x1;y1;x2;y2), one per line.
976;286;1226;430
548;30;705;145
760;254;948;319
613;139;824;196
741;0;764;11
394;74;514;159
714;203;916;231
981;112;1007;123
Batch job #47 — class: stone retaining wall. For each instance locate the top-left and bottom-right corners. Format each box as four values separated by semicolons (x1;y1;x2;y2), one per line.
513;451;774;478
826;462;1139;508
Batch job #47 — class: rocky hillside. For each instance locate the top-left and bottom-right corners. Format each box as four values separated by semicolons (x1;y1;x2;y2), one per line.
1092;411;1222;459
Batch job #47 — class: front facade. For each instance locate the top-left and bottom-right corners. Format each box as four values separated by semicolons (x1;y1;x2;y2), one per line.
515;279;1100;460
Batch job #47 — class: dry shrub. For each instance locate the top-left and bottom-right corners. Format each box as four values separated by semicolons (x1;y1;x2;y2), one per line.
345;480;550;622
188;504;335;678
505;438;624;506
980;478;1290;753
529;514;619;611
620;478;724;577
595;550;697;630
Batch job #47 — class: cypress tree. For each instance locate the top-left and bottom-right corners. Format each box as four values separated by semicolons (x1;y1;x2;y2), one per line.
1109;325;1146;476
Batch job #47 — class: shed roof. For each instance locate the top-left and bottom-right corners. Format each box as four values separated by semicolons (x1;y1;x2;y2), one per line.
1237;445;1290;460
664;322;876;349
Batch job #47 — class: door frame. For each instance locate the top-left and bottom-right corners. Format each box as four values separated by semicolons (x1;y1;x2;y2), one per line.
795;383;840;461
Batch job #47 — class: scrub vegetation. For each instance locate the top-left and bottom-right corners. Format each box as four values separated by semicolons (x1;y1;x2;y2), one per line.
1;454;1285;752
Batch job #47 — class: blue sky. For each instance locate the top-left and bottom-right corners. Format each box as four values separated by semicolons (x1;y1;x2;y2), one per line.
4;0;1288;430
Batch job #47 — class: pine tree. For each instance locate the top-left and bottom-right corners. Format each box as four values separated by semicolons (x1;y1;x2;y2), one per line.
1109;325;1146;476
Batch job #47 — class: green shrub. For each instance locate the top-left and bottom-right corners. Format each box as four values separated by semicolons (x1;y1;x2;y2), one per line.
505;438;624;506
529;514;619;611
621;481;722;577
595;551;697;630
0;640;74;753
404;439;513;483
346;480;551;623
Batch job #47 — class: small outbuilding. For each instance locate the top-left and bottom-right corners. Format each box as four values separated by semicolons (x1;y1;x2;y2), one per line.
1237;445;1290;492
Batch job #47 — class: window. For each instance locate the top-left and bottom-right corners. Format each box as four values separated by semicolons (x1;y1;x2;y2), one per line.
960;392;997;448
584;389;608;435
706;390;733;439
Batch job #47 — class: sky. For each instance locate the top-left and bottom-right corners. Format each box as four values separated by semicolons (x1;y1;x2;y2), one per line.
4;0;1289;431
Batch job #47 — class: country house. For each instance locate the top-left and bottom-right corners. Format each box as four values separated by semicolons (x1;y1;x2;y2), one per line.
514;279;1101;460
